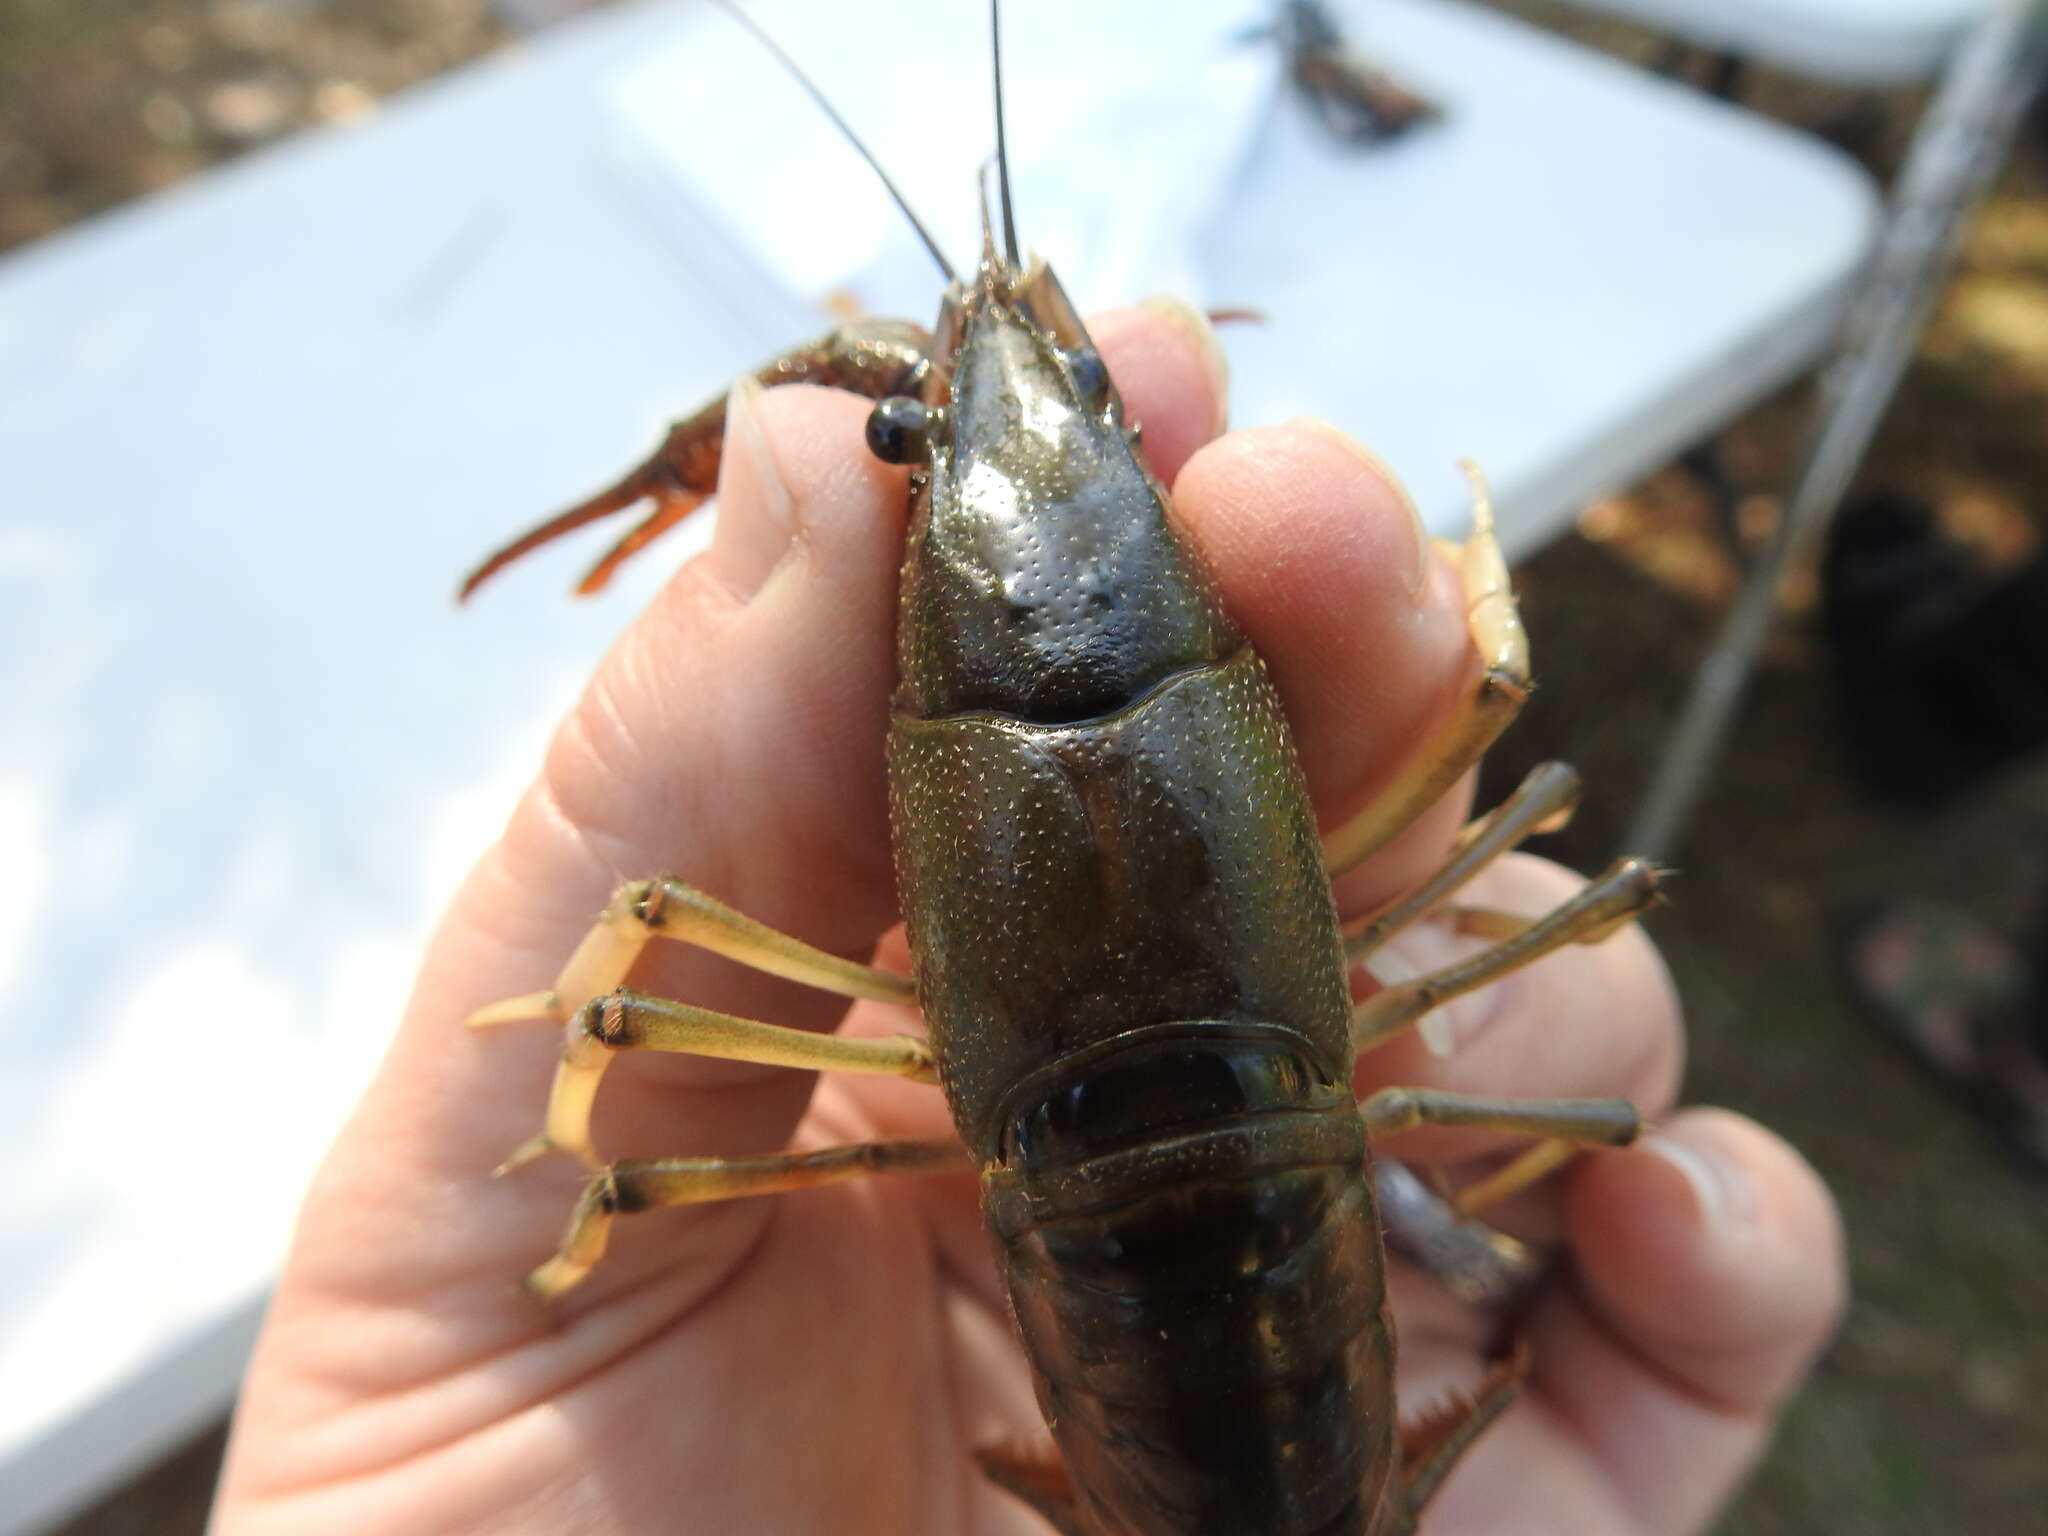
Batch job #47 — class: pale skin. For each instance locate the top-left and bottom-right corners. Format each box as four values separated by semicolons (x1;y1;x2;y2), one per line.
213;302;1846;1536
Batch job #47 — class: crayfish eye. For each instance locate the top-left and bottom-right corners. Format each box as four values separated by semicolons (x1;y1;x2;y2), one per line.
864;395;933;465
1065;345;1110;409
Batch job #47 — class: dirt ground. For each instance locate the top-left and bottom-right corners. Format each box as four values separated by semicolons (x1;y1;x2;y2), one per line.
8;3;2045;1533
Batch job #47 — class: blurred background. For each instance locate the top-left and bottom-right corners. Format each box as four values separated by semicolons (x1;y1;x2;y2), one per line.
3;1;2045;1532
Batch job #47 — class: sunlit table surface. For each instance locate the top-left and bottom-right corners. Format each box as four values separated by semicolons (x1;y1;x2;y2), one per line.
1572;0;1992;82
0;0;1875;1528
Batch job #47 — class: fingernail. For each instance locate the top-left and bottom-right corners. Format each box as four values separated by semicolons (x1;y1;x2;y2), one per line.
711;375;797;601
1643;1129;1751;1231
1296;420;1430;597
1139;293;1230;439
1367;920;1506;1056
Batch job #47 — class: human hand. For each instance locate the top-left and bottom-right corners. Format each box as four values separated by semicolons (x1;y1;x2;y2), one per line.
212;302;1843;1535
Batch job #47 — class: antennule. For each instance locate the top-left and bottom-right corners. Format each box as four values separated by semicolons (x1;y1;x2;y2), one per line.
976;161;1000;266
990;0;1020;265
708;0;957;282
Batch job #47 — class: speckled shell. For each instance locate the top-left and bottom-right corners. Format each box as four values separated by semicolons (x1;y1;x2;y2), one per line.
886;263;1354;1151
891;291;1239;724
890;648;1353;1155
883;262;1395;1535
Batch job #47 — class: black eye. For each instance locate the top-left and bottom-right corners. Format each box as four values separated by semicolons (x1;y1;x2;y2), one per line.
864;395;932;464
1066;345;1109;407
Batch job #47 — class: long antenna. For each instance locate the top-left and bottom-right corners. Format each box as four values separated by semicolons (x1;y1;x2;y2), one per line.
707;0;956;282
990;0;1020;265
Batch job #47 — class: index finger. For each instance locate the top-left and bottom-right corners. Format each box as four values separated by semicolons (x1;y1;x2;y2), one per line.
1531;1109;1846;1533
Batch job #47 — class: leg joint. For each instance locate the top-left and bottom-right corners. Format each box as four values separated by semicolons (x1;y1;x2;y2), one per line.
631;878;668;927
586;990;636;1047
1481;666;1531;707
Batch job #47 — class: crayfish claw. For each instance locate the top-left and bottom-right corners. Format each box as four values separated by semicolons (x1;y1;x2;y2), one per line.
456;455;675;603
574;492;703;596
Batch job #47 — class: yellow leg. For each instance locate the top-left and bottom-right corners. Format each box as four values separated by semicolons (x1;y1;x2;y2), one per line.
490;989;937;1172
1350;857;1663;1053
528;1137;970;1299
1360;1086;1639;1146
1432;906;1542;943
1450;1138;1582;1216
468;878;916;1038
1342;760;1581;966
1324;463;1531;878
1362;1088;1638;1234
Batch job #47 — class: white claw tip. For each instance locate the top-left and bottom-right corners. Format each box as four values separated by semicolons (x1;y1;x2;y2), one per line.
525;1259;585;1302
494;1135;555;1177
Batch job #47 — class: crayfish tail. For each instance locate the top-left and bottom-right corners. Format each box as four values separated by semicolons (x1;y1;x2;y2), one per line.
1391;1340;1529;1525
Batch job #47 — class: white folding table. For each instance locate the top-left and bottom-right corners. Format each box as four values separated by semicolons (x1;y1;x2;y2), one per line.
1572;0;1995;83
0;1;1877;1528
1543;0;2044;855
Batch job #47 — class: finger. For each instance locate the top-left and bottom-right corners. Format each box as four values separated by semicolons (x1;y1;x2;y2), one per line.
1353;852;1685;1165
1089;295;1231;481
419;381;913;1176
1169;418;1477;905
1534;1108;1846;1533
228;382;938;1492
246;388;898;1354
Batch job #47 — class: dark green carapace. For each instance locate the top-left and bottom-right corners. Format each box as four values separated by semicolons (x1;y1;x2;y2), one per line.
886;257;1400;1536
